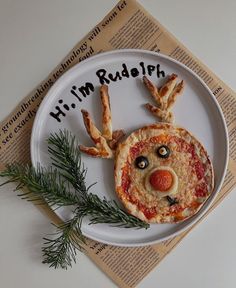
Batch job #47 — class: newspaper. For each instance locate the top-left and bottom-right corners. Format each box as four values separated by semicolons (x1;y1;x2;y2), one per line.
0;0;236;287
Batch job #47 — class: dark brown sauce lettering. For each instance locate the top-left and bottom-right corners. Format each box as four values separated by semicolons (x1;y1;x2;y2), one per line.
49;61;166;122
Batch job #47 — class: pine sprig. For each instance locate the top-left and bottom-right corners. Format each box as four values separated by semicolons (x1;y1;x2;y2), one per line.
47;130;148;229
42;211;85;269
0;129;150;269
0;164;80;208
83;194;149;228
48;130;89;202
47;130;149;229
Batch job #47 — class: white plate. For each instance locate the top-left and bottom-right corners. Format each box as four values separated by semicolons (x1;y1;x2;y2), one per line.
31;49;228;246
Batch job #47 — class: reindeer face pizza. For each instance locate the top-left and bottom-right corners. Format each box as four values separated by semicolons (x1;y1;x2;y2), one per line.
80;74;214;223
114;124;214;223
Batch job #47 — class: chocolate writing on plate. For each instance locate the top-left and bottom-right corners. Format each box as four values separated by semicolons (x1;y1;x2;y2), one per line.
49;62;165;123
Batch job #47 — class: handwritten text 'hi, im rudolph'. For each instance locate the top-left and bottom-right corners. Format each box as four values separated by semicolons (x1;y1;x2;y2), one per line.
49;62;166;123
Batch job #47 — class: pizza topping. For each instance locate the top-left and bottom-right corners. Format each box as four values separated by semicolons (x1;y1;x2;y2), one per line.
166;195;178;206
195;182;208;197
194;161;205;180
135;156;149;169
144;166;179;198
141;207;157;220
121;165;131;194
116;124;213;223
149;169;173;191
130;141;147;159
157;145;170;158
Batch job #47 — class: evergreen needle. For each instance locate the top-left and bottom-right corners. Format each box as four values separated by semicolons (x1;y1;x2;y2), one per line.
0;164;80;207
42;211;85;269
0;129;149;269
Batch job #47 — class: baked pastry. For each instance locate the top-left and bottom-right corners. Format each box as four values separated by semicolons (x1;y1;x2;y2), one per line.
114;123;214;223
80;74;214;223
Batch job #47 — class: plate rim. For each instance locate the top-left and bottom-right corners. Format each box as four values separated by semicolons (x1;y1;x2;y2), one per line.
30;49;229;247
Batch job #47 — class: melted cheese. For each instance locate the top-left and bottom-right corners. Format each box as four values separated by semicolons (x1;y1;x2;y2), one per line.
115;123;214;223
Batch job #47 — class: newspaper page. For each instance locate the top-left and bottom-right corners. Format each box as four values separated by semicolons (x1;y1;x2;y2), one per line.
1;0;236;287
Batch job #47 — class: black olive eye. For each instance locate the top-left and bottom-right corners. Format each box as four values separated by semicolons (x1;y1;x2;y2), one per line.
135;156;149;169
157;145;170;158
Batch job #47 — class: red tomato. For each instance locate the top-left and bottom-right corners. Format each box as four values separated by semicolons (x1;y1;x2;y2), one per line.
149;170;173;191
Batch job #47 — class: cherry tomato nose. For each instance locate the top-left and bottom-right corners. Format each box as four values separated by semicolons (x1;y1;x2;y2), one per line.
149;169;173;191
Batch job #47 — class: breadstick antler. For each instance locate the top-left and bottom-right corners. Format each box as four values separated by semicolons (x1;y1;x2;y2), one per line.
80;85;125;158
143;74;184;123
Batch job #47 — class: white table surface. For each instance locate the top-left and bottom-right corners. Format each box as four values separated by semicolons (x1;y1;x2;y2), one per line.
0;1;236;287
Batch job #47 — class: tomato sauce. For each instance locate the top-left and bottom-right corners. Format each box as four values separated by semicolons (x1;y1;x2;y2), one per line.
120;135;209;221
195;182;208;197
129;135;171;160
130;141;147;160
121;165;131;194
130;196;157;219
194;161;205;180
140;206;157;219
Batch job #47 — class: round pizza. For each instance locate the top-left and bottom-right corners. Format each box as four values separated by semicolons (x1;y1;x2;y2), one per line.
114;123;214;223
80;74;215;224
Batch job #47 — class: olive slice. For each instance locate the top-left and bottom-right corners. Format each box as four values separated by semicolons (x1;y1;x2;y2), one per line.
157;145;170;158
135;156;149;169
166;196;178;206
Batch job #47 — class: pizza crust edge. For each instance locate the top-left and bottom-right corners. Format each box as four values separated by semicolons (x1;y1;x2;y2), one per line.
114;123;214;223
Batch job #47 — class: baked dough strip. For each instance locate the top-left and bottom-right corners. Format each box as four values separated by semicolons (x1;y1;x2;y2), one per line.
80;85;124;158
143;74;184;123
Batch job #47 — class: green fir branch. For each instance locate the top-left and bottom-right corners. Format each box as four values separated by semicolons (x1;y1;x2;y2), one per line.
0;129;149;269
0;164;80;208
48;130;89;202
42;210;85;269
84;194;149;229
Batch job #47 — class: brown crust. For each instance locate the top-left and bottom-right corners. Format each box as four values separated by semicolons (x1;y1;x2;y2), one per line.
167;80;184;111
143;74;183;123
108;130;126;150
145;103;173;123
79;145;111;158
100;85;112;140
159;73;177;109
114;123;214;223
81;109;102;143
143;76;163;108
80;85;124;159
80;109;113;158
